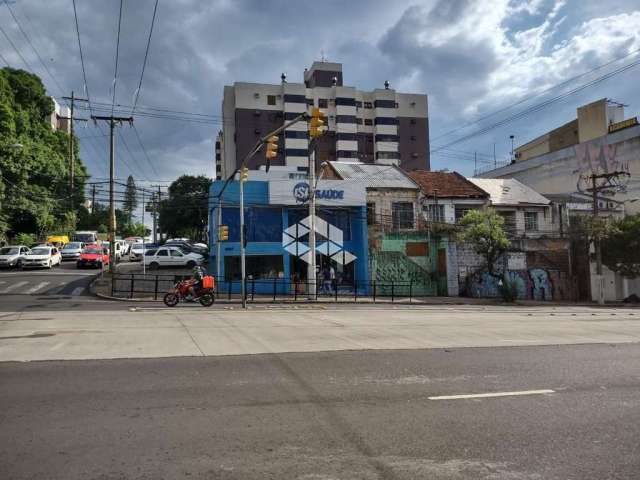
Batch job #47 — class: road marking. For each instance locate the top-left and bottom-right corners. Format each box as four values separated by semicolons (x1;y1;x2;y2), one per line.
25;282;50;294
0;281;29;294
428;389;555;401
71;286;85;296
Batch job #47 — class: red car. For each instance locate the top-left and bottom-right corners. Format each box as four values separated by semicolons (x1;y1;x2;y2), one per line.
77;244;110;269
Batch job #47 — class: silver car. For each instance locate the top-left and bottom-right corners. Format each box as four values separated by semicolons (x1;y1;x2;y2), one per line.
0;245;30;269
60;242;85;261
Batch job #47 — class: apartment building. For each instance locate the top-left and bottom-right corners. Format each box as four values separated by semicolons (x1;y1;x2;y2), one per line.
220;61;429;175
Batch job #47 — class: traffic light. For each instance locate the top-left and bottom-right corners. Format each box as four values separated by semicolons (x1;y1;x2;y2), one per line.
264;135;278;172
240;166;249;182
309;107;327;138
218;225;229;241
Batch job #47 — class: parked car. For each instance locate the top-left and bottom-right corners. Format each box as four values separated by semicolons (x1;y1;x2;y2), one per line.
22;246;62;269
60;242;85;261
0;245;31;269
77;245;110;269
143;246;204;270
164;240;208;256
129;243;157;262
116;240;130;256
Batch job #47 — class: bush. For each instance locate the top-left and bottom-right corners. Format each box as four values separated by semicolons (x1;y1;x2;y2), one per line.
14;232;36;245
499;279;519;303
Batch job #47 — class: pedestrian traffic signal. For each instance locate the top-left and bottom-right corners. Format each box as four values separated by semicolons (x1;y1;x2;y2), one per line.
240;166;249;182
309;107;327;138
218;225;229;241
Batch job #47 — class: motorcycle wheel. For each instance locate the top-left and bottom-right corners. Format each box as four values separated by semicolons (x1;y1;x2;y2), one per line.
199;292;215;307
163;292;179;307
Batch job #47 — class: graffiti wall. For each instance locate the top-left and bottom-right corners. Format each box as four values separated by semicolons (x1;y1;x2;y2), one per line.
466;267;571;301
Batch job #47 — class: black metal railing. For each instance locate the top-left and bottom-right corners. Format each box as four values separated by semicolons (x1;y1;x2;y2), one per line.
110;273;433;303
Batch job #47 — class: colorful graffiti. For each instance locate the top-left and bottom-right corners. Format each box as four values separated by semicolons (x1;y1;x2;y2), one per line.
466;268;556;300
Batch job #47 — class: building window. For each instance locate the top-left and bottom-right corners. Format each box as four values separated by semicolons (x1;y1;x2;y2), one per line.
337;150;358;158
373;99;395;108
225;255;284;281
306;98;314;106
524;211;538;231
374;117;398;125
284;130;308;139
336;132;357;141
376;151;398;160
392;202;414;229
355;101;362;108
375;134;399;142
335;97;356;106
364;118;373;126
356;118;363;125
318;98;328;108
367;202;376;225
425;204;445;223
394;102;399;108
454;208;475;223
267;95;276;105
364;102;373;109
336;115;357;124
283;94;306;103
498;211;517;233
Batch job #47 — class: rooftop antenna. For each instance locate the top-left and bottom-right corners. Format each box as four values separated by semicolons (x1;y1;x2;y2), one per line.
320;49;327;62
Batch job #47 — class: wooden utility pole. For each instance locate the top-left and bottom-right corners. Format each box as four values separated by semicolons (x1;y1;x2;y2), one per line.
91;184;97;214
61;93;88;207
91;115;133;269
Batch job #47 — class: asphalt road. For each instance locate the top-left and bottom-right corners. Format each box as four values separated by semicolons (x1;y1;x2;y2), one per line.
0;261;99;298
1;343;639;480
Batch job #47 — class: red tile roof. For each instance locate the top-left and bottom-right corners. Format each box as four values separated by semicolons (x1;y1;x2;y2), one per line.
408;170;489;198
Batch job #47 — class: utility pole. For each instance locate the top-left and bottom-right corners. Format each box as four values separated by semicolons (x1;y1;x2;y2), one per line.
91;184;96;215
61;93;88;208
142;189;146;276
91;115;133;269
591;174;603;305
308;140;317;299
157;185;162;243
152;190;157;244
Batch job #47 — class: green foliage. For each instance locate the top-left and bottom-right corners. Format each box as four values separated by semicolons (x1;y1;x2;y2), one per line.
14;232;36;245
97;224;108;234
120;222;147;238
601;214;640;278
122;175;138;223
159;175;212;242
0;67;87;239
458;209;510;278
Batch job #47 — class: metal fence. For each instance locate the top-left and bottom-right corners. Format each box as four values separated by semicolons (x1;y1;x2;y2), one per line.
110;273;429;303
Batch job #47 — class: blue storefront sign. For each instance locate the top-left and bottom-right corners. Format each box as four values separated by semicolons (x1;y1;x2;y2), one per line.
208;179;369;294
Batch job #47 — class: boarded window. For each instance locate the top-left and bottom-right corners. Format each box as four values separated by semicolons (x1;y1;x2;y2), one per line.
406;242;428;257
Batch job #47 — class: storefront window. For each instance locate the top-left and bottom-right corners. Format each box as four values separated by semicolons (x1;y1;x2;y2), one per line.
222;207;282;242
224;255;284;281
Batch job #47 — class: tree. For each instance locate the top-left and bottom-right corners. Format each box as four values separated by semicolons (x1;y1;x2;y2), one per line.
159;175;212;242
601;214;640;278
458;209;510;278
0;67;87;239
122;175;138;224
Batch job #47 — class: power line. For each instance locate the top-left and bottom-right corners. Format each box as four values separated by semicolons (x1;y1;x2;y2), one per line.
0;22;33;70
111;0;124;116
72;0;92;113
432;54;640;153
3;0;65;95
132;0;159;115
131;124;159;177
431;46;640;145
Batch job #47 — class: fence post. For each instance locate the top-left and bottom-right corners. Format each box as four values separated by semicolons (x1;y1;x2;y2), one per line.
409;280;412;303
129;274;134;299
154;275;159;300
335;280;338;302
111;273;115;297
294;280;298;301
354;279;357;302
273;278;277;302
251;278;255;301
391;280;395;303
373;281;376;303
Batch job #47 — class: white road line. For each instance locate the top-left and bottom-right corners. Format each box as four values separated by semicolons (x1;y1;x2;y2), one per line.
25;281;50;294
71;286;85;296
0;281;29;294
428;389;555;401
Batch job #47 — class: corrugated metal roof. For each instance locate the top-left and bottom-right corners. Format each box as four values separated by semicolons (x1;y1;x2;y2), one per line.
329;162;418;189
467;178;550;206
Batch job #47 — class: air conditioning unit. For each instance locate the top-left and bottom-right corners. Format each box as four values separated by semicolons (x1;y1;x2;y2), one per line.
253;93;260;99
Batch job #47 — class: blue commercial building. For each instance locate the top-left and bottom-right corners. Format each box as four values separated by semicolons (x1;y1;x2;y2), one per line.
208;179;369;294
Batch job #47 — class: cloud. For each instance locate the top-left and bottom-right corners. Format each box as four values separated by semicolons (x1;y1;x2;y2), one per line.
1;0;639;181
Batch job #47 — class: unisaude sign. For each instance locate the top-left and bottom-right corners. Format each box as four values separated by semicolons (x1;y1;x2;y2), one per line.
269;180;365;206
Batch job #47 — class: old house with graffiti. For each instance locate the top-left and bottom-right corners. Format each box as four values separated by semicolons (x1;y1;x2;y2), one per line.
477;97;640;301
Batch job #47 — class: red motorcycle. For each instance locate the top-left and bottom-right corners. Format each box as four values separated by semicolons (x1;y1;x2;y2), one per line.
163;277;215;307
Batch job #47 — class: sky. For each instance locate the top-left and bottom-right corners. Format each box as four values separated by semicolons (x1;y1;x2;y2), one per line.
2;0;640;203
